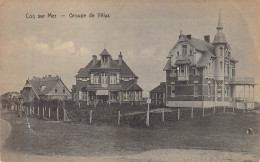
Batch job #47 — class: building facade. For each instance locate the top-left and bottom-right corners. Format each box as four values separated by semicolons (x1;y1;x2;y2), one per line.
72;49;143;105
21;75;72;102
163;12;255;108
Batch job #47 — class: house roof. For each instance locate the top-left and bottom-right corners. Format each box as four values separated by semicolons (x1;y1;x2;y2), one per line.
121;80;142;91
25;76;70;96
163;58;171;71
76;49;137;78
196;52;212;67
99;49;110;56
189;37;215;55
150;82;166;93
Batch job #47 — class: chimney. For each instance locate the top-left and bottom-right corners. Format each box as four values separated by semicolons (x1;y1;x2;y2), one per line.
92;55;97;65
187;34;192;40
118;52;123;65
204;35;210;43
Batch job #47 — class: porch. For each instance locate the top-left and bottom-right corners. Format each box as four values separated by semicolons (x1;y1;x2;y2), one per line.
229;76;256;109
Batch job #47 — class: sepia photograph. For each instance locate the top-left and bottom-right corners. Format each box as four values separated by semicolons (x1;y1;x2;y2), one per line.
0;0;259;161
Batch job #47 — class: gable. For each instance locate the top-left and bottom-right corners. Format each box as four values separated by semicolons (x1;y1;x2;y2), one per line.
46;80;71;96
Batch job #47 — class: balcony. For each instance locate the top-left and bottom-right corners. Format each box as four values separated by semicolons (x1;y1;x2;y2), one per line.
229;76;255;85
178;75;189;81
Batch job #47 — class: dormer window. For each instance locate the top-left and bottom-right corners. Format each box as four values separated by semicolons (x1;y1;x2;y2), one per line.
101;55;109;65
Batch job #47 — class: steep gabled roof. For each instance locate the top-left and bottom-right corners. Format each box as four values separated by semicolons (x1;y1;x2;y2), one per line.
150;82;166;93
100;49;110;56
189;37;215;55
26;76;70;96
76;49;137;78
75;60;93;77
166;35;217;69
114;60;137;78
121;80;142;91
30;79;58;95
163;58;171;71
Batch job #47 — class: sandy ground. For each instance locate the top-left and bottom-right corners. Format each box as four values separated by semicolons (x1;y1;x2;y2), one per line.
0;115;259;162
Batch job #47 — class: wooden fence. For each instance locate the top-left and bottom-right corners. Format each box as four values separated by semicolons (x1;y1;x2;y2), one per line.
10;102;239;127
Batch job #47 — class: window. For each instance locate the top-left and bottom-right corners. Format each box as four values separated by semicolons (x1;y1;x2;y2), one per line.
178;65;187;76
182;45;187;55
82;92;87;101
110;74;117;84
55;88;57;93
123;91;129;101
93;73;99;84
220;61;223;71
110;91;117;101
171;85;175;97
136;91;139;101
194;84;198;97
63;87;65;93
101;73;108;84
193;69;197;75
101;56;108;65
220;47;223;57
190;50;192;55
217;90;221;98
232;65;235;76
177;52;179;57
116;74;120;83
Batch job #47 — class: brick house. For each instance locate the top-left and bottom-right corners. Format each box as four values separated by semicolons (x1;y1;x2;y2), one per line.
163;12;255;108
21;75;72;102
72;49;143;105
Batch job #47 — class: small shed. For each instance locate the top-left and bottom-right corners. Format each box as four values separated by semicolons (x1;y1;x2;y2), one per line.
150;82;166;107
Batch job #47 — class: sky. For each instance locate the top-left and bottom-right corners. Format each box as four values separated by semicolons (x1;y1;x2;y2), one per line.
0;0;260;100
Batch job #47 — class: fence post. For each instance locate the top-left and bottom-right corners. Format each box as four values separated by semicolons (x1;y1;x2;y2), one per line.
233;106;235;113
177;108;180;120
213;106;216;114
43;107;45;117
89;110;92;124
191;107;194;119
48;108;50;118
146;103;150;127
118;111;120;125
223;106;225;113
57;108;59;121
162;109;165;122
202;107;205;116
38;107;40;116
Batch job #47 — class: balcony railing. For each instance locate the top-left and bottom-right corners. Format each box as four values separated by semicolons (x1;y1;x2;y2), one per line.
229;76;255;85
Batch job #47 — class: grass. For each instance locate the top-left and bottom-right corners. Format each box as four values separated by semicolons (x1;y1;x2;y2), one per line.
1;110;259;157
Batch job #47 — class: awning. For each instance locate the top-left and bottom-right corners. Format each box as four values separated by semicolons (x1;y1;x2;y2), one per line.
96;90;109;95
